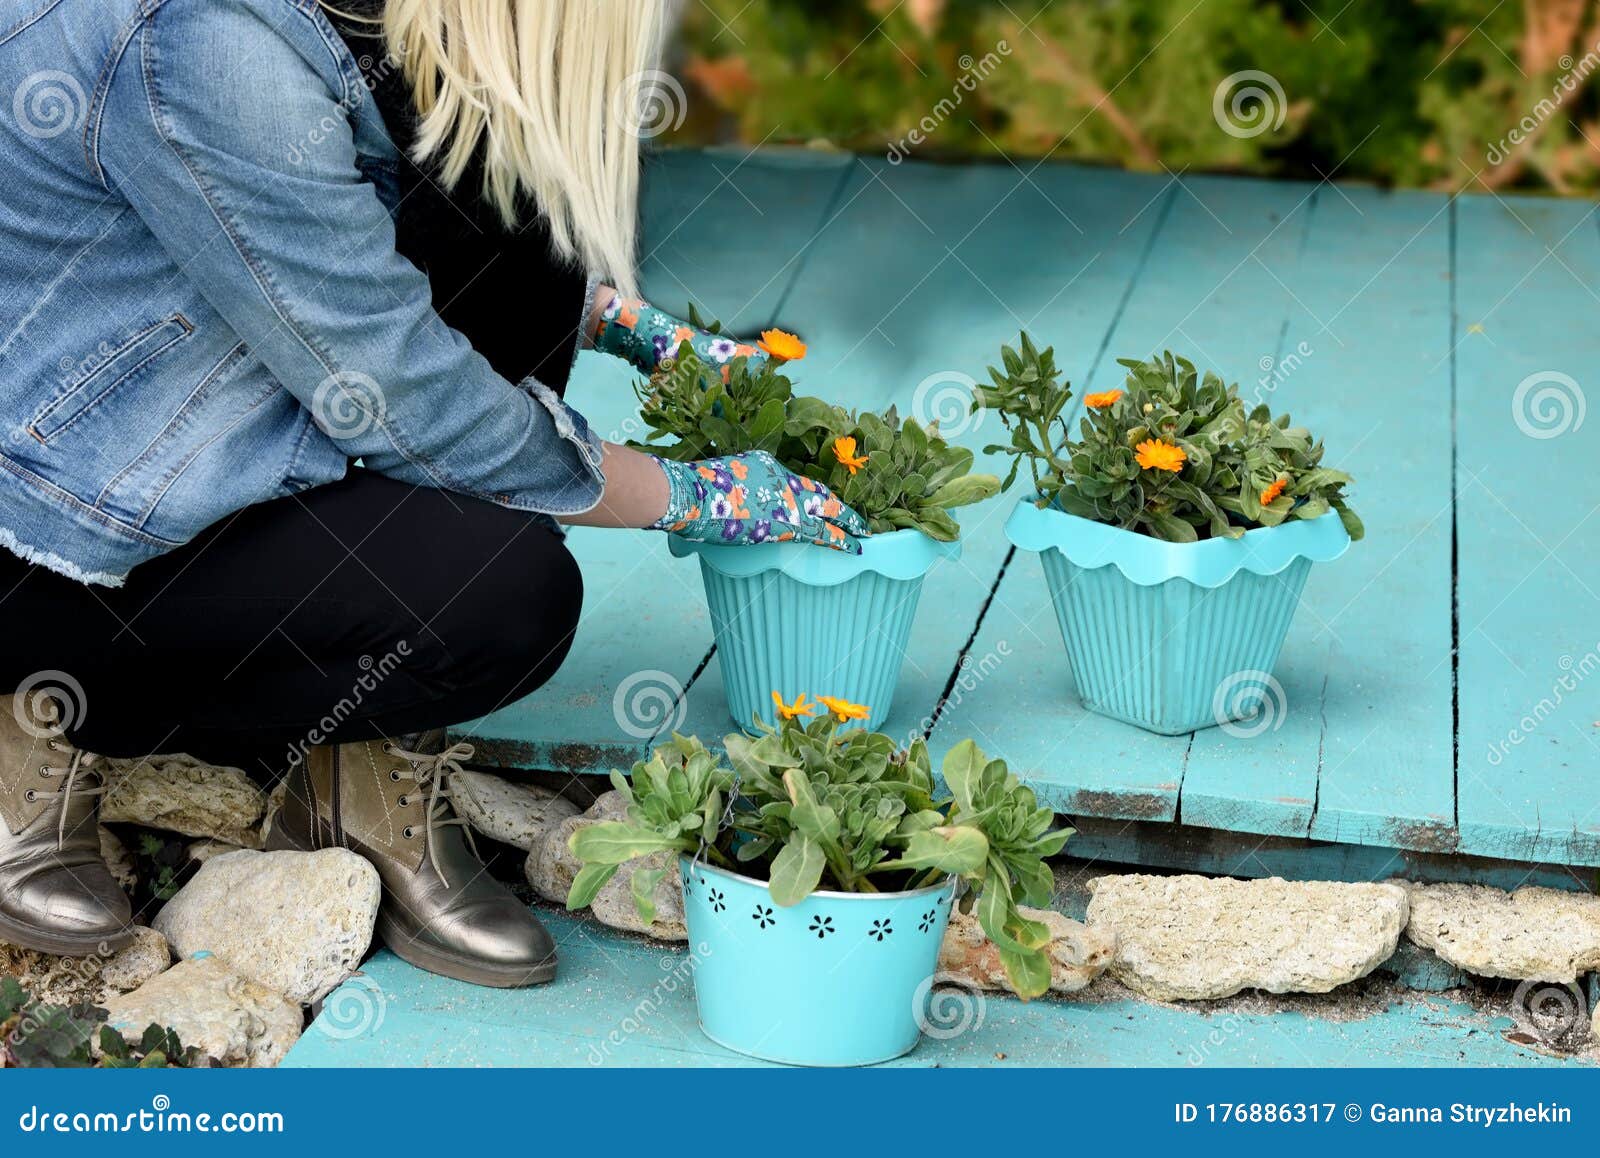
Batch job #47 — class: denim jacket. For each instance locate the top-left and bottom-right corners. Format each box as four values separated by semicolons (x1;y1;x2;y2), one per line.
0;0;606;586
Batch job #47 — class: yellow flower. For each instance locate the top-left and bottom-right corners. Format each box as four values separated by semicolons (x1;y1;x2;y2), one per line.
1084;389;1123;410
771;691;816;721
833;436;870;475
1260;477;1288;505
758;329;807;362
817;695;871;723
1134;438;1186;473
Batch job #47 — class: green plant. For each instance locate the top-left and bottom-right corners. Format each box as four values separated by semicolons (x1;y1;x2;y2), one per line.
0;976;213;1068
632;346;999;541
976;334;1362;542
565;708;1071;997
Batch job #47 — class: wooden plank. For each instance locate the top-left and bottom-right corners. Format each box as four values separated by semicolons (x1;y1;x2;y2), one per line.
1252;187;1459;853
1066;818;1591;895
1454;193;1600;865
285;909;1591;1069
932;175;1318;824
670;158;1180;747
454;150;856;772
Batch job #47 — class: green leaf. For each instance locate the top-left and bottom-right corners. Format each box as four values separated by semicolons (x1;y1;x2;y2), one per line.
630;866;668;925
567;821;677;866
565;861;620;911
768;836;826;907
898;826;989;874
941;740;984;812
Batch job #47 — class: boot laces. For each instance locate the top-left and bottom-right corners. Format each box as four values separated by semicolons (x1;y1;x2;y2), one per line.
37;746;105;849
387;741;479;887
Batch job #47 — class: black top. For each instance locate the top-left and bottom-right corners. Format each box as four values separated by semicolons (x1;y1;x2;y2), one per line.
331;5;589;395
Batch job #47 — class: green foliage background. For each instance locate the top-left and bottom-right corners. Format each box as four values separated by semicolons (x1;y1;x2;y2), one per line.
673;0;1600;194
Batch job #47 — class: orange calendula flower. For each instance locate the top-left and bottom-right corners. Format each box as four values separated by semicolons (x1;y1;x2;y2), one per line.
1084;389;1123;409
1134;439;1186;473
1260;477;1288;505
771;692;816;721
758;329;807;362
817;695;871;723
833;436;869;474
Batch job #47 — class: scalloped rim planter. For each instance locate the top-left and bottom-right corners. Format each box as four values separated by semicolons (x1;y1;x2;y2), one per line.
670;529;961;731
679;856;957;1066
1005;500;1352;735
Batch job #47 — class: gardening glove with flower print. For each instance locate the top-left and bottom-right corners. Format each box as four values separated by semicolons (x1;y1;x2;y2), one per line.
595;294;803;376
650;451;869;554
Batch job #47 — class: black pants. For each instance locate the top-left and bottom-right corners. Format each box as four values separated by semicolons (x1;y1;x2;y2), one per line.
0;471;581;779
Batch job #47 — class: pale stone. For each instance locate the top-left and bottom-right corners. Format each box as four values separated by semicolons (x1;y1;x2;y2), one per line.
526;790;686;941
1086;874;1408;1001
103;956;301;1068
1400;881;1600;983
187;839;247;864
938;904;1116;995
0;927;170;1007
100;755;266;847
453;769;580;852
154;849;379;1005
98;825;136;893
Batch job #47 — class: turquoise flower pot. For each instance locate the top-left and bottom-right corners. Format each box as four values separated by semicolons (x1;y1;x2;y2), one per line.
670;530;960;731
1005;500;1352;735
679;857;956;1066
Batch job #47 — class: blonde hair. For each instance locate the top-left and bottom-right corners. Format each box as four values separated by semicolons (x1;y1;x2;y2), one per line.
340;1;666;296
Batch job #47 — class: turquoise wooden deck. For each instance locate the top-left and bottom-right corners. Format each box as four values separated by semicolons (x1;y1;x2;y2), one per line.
457;148;1600;876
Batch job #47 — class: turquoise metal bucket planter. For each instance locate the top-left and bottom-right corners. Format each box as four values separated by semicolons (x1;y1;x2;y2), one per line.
679;857;957;1066
1005;500;1352;735
670;530;960;731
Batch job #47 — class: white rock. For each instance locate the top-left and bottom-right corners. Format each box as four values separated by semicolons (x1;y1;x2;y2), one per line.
103;956;301;1067
526;790;685;941
0;927;170;1007
100;755;267;847
1400;881;1600;983
938;904;1116;995
1086;874;1409;1001
453;769;580;852
154;849;379;1005
98;825;136;893
187;839;247;864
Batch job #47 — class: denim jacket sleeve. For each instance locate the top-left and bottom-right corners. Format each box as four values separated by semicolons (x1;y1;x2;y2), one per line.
94;0;606;516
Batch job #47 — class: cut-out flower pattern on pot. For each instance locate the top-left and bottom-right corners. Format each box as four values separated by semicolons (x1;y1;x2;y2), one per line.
919;909;938;933
808;915;835;940
708;888;726;913
868;918;893;942
752;904;776;929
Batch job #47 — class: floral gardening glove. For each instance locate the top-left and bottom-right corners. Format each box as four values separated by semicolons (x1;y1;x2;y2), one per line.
651;451;869;553
594;294;805;376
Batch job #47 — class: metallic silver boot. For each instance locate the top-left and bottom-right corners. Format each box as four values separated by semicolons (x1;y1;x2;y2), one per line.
0;697;133;956
268;731;556;988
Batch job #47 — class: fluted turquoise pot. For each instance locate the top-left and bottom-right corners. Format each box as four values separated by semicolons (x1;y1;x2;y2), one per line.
671;530;960;731
679;857;956;1066
1006;500;1352;735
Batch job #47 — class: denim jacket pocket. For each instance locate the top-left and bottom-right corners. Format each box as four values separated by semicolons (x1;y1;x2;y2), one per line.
29;314;195;444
